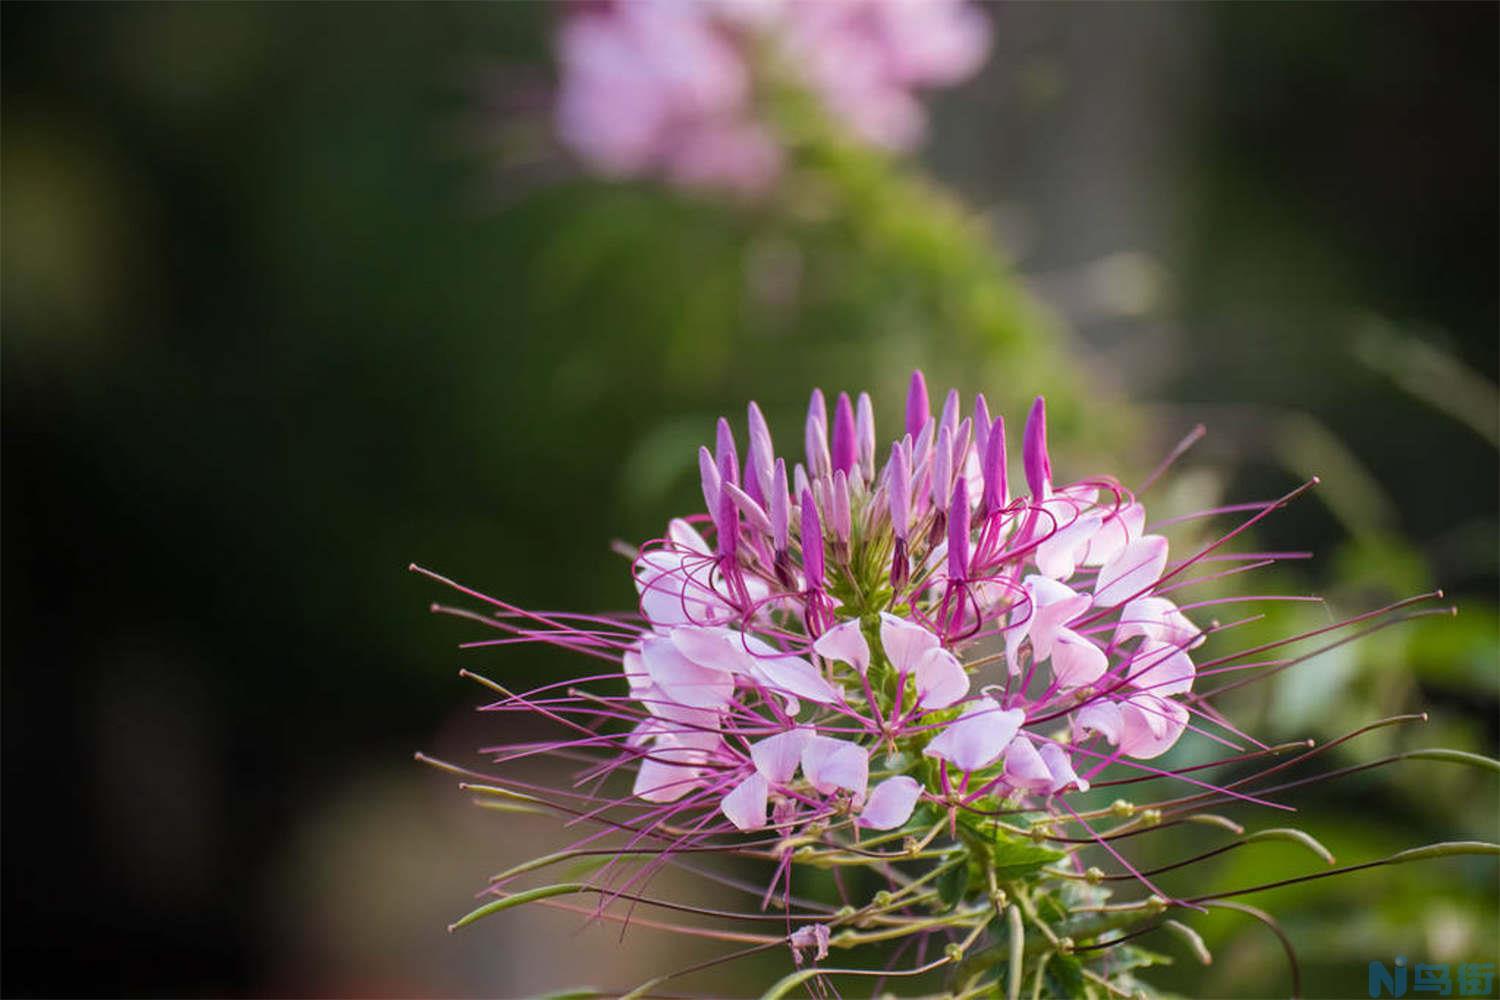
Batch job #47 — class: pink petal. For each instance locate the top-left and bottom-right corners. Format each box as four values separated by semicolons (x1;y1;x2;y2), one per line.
721;772;769;831
1075;699;1124;744
813;618;871;673
1124;641;1195;697
1094;534;1169;608
858;776;923;830
801;735;869;797
913;646;969;709
1114;596;1204;650
1038;742;1089;793
1003;734;1053;791
633;739;707;803
750;728;811;784
1035;506;1103;580
1021;575;1092;662
1083;502;1145;567
1118;694;1189;760
747;652;839;706
1049;627;1108;690
641;635;734;709
923;697;1024;772
878;612;940;672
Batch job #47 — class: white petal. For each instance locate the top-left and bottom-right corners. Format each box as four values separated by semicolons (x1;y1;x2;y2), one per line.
721;772;769;831
1094;535;1169;608
858;776;923;830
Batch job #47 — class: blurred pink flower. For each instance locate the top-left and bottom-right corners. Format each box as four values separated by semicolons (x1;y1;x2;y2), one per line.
553;0;992;193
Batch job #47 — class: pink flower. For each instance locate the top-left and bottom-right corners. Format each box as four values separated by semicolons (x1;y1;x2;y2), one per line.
421;369;1409;986
552;0;992;192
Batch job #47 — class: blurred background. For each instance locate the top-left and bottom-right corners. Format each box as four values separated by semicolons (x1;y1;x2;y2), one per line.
3;3;1496;997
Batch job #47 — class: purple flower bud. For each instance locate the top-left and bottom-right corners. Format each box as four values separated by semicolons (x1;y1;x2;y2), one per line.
770;458;790;551
793;463;810;505
1023;396;1052;499
716;417;739;487
746;401;775;501
805;389;831;479
905;370;929;439
973;392;992;461
953;417;972;480
888;441;910;541
939;387;960;443
724;481;772;535
831;391;857;476
947;476;970;580
716;484;740;560
855;392;875;483
932;425;954;513
982;415;1008;514
831;469;851;547
699;445;722;514
800;488;825;588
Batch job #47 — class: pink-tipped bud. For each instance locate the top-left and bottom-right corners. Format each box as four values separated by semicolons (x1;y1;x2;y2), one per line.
888;441;911;541
831;469;851;549
746;401;775;502
716;417;739;487
800;488;825;588
947;476;970;580
973;393;992;462
698;446;722;515
939;388;960;442
855;392;875;484
905;370;929;439
1023;396;1052;499
982;415;1008;515
932;425;954;513
805;389;831;479
831;391;857;476
770;458;791;552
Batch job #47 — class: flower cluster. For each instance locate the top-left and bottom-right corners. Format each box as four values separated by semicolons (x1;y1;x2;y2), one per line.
417;373;1479;999
554;0;991;193
627;373;1202;840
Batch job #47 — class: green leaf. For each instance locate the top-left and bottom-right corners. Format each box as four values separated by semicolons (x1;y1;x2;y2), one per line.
989;839;1066;880
937;857;971;911
446;882;586;931
1045;952;1086;997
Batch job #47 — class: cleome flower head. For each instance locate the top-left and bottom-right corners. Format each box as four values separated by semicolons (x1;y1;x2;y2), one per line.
416;372;1490;999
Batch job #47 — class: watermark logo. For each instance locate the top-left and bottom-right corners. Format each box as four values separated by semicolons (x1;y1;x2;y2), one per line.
1369;957;1497;997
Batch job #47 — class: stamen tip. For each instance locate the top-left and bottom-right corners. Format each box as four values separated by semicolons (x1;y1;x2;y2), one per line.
1419;712;1430;723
